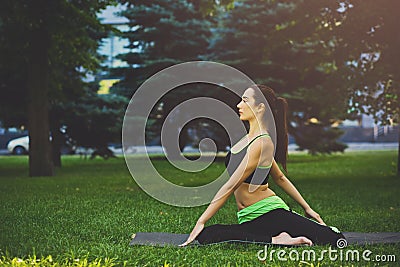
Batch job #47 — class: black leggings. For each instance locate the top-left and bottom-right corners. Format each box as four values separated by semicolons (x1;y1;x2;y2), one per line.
196;208;345;247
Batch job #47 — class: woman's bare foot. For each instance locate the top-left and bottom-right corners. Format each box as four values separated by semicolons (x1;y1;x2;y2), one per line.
271;232;313;246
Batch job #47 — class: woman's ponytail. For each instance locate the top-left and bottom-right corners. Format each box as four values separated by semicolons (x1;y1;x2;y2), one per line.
250;84;289;171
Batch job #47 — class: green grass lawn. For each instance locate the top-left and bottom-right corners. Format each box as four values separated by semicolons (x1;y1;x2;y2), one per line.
0;151;399;266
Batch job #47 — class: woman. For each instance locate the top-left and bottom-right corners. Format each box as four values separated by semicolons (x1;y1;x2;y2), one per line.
180;85;345;247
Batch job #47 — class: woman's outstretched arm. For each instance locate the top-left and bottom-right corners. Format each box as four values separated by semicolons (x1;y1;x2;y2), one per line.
269;160;326;225
180;139;266;246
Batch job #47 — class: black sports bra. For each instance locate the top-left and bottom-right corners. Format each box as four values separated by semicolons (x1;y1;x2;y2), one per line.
224;133;272;185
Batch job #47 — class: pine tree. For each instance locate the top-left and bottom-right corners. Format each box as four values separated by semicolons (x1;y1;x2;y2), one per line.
113;0;215;155
112;0;213;97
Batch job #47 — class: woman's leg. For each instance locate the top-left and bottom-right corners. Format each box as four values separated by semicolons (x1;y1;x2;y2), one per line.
197;208;344;246
265;209;345;247
196;223;265;244
196;209;297;244
243;208;345;246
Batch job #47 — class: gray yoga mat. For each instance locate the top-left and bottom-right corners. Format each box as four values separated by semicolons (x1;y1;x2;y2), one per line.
129;232;400;247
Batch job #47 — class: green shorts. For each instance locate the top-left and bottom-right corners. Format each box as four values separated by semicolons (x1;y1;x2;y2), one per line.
237;195;290;224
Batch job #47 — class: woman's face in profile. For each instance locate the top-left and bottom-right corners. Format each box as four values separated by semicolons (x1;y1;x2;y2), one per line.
237;88;257;121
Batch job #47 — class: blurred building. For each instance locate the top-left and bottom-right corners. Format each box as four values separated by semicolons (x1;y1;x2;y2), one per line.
339;114;398;142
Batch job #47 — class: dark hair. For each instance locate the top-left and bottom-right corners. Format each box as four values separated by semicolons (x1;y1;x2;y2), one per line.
249;84;288;171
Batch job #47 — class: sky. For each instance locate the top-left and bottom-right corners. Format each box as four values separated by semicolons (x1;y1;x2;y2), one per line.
97;4;129;24
97;4;130;69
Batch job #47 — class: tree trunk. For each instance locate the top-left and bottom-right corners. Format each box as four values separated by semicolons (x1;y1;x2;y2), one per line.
27;3;53;177
398;126;400;176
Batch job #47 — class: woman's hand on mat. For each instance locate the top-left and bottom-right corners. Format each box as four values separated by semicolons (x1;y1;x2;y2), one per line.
304;207;326;225
179;222;204;247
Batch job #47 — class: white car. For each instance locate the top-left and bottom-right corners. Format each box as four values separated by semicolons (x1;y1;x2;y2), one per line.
7;136;29;155
6;135;76;155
